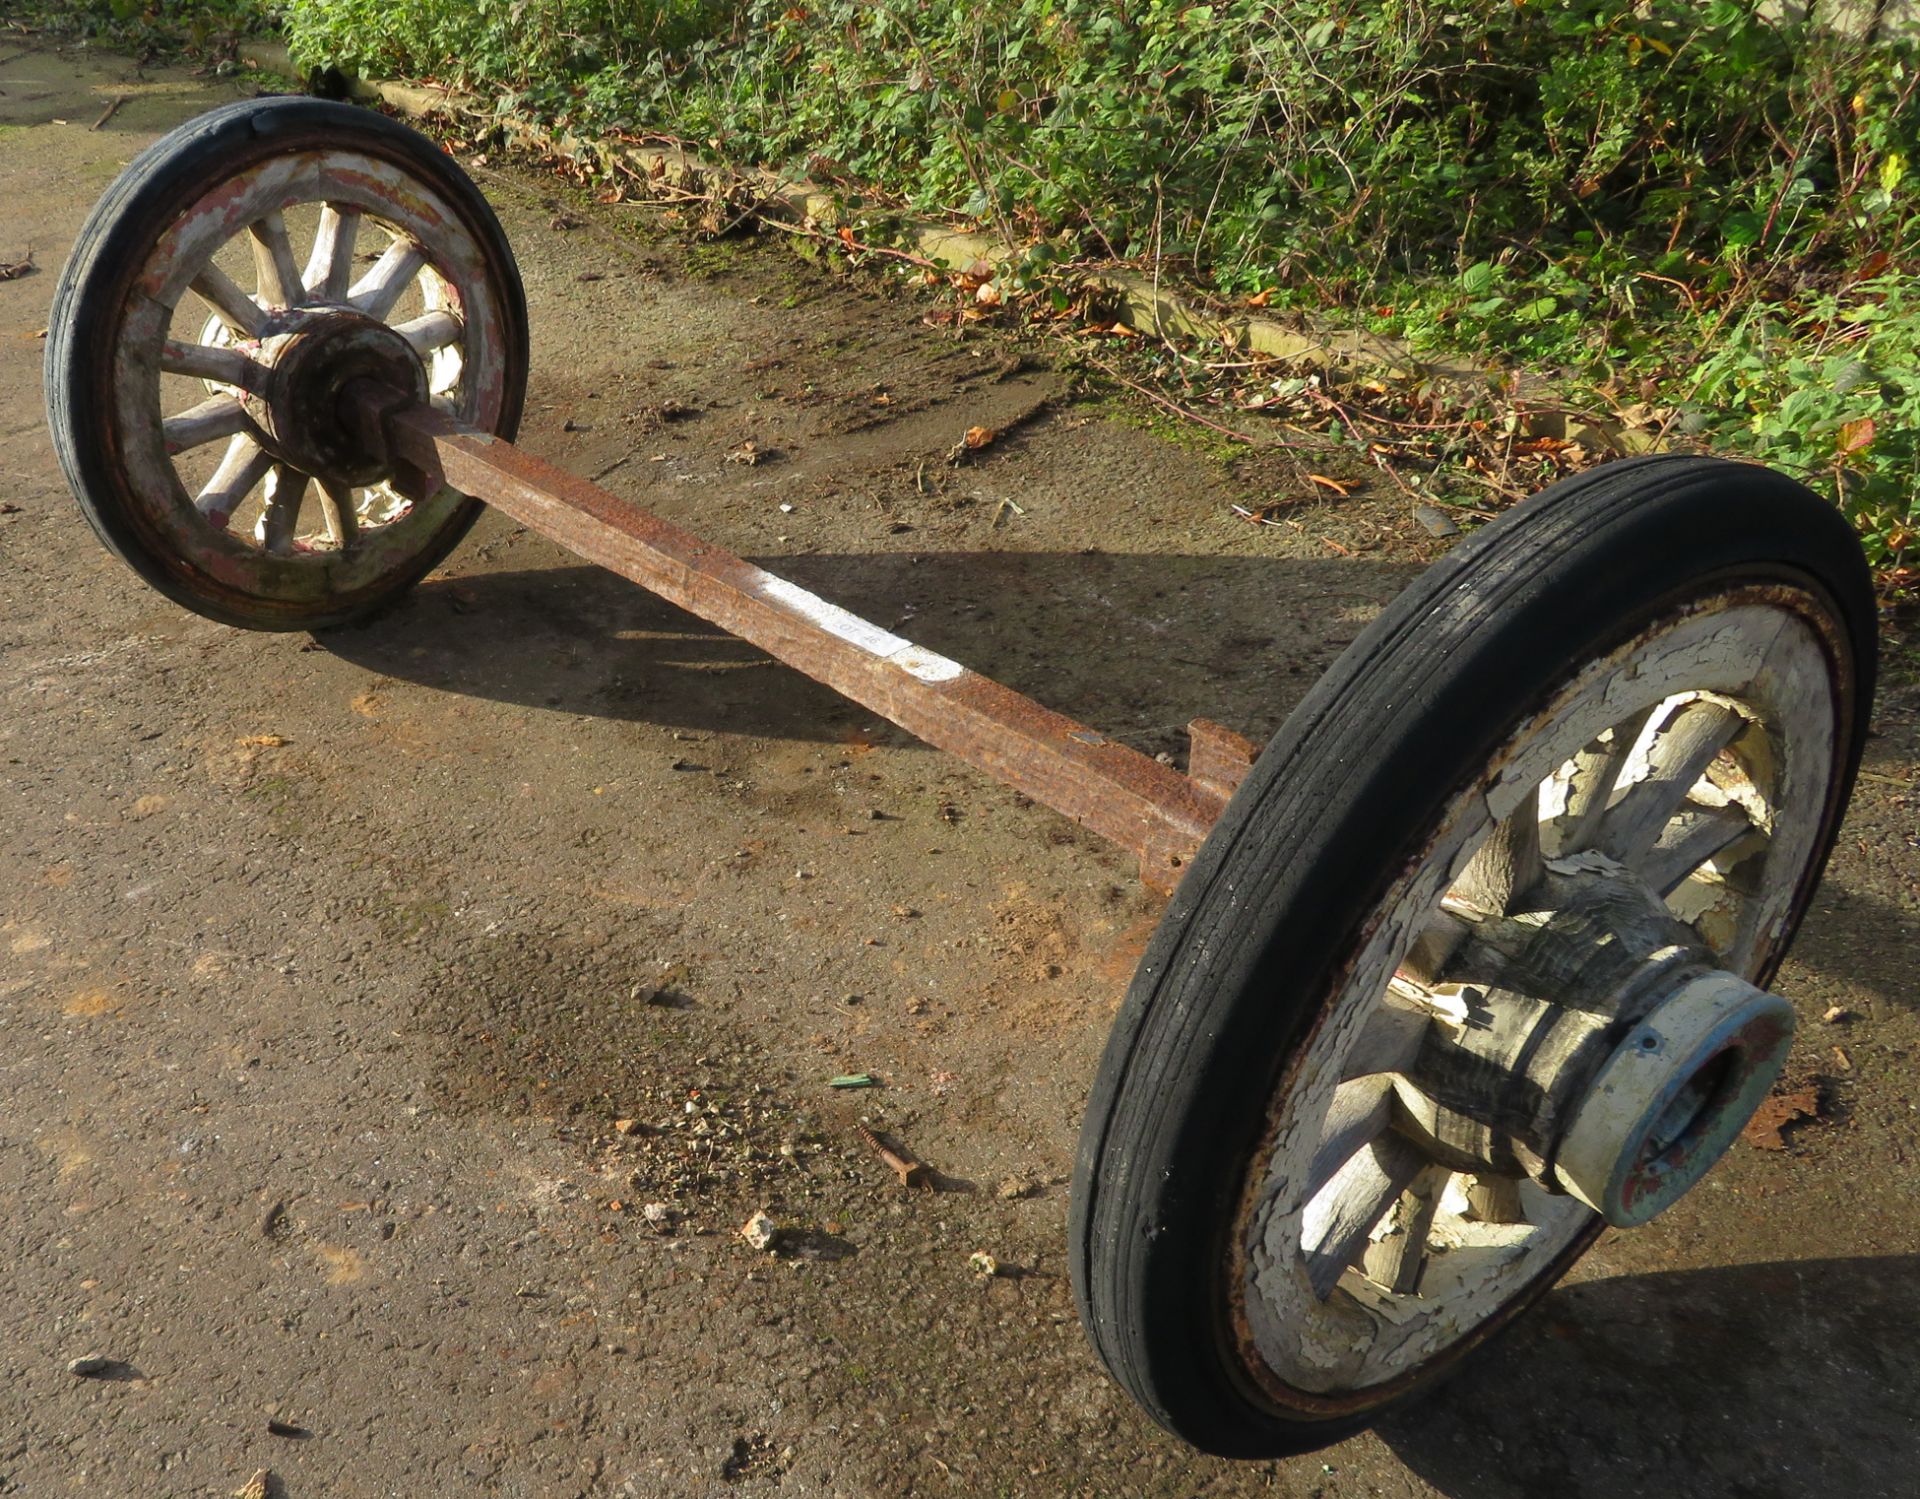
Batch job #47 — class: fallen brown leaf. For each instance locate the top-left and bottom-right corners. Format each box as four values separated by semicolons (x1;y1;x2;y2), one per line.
1741;1082;1822;1150
233;1468;271;1499
963;425;995;449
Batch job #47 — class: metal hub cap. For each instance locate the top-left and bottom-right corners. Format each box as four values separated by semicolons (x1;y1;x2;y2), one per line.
1555;970;1793;1226
243;308;428;489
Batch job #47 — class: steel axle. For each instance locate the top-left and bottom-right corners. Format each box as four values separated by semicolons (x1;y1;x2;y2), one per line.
345;379;1258;891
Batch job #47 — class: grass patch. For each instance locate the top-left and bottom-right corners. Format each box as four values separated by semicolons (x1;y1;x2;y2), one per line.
26;0;1920;594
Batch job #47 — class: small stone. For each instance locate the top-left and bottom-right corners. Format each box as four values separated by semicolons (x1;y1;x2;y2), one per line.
741;1210;779;1252
642;1202;673;1227
1414;504;1461;538
67;1355;111;1377
613;1118;640;1135
234;1470;271;1499
996;1175;1039;1202
967;1251;1000;1278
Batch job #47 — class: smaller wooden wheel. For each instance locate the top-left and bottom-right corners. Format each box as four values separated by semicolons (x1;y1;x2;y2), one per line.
1071;455;1877;1456
44;97;529;630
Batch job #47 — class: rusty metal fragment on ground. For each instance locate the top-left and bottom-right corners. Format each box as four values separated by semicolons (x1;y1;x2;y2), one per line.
1741;1082;1822;1151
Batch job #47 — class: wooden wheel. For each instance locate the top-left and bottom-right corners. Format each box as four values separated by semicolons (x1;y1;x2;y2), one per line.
44;96;528;630
1071;456;1876;1456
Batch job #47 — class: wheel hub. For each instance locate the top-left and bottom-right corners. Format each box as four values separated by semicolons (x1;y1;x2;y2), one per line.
1554;971;1792;1225
1397;853;1795;1228
243;308;427;489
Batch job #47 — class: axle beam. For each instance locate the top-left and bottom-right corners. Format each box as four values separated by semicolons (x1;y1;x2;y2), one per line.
360;390;1257;890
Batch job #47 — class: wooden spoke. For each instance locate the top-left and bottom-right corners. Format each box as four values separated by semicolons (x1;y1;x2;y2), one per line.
257;465;306;555
1342;1001;1431;1081
194;436;274;527
1452;782;1544;916
161;395;248;455
1595;702;1745;866
304;203;362;302
316;479;359;550
394;309;463;356
351;236;427;320
189;264;265;339
1465;1174;1527;1225
1309;1078;1397;1194
1362;1164;1451;1295
248;210;304;309
1639;804;1758;896
1304;1133;1428;1299
160;338;261;391
1397;907;1471;987
1550;705;1656;855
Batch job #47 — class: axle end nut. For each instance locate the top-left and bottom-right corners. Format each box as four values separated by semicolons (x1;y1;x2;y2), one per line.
1555;971;1794;1228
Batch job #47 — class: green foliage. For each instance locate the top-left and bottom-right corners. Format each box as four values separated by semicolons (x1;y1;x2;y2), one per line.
274;0;1920;584
27;0;1920;583
1683;277;1920;571
281;0;729;107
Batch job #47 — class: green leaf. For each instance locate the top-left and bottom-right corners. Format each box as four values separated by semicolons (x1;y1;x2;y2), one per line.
1460;261;1496;296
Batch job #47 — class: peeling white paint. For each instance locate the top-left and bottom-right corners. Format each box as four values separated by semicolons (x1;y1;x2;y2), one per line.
757;576;965;684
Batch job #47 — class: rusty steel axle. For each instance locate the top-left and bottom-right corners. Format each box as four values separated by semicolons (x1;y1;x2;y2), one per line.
351;385;1258;891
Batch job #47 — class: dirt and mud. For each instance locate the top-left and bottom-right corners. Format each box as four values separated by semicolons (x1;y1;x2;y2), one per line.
2;41;1917;1499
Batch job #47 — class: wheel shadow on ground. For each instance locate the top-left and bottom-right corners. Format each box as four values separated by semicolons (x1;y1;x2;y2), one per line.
1378;1254;1920;1499
317;551;1414;756
1786;889;1920;1012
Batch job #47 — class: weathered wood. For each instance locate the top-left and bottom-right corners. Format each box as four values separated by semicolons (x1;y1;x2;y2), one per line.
1304;1134;1428;1298
1453;783;1544;915
1363;1164;1451;1295
1595;701;1744;865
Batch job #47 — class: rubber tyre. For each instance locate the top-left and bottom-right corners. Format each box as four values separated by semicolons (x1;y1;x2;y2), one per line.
1069;455;1876;1457
44;95;529;631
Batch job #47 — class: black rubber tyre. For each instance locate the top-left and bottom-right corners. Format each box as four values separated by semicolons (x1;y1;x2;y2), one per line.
44;95;529;631
1069;455;1876;1457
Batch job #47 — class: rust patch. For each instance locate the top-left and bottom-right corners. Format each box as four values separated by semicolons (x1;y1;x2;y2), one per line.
1741;1080;1823;1151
